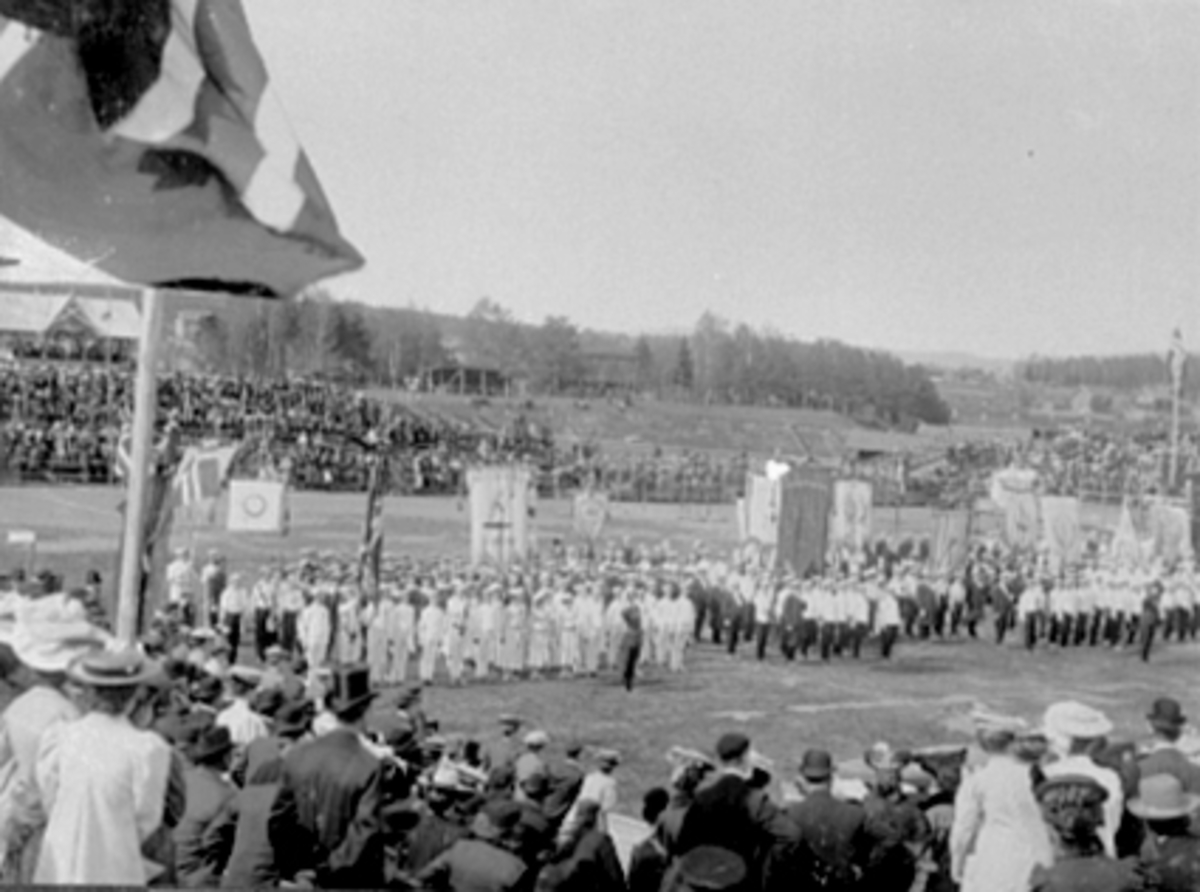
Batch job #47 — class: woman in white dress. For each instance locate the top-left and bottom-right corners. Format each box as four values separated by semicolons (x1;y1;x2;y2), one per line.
34;649;173;886
949;710;1054;892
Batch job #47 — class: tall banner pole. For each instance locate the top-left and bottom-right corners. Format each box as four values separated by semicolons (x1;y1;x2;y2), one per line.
116;289;166;644
1171;385;1181;493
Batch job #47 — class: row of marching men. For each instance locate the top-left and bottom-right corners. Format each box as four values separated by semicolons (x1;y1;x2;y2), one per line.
213;558;703;687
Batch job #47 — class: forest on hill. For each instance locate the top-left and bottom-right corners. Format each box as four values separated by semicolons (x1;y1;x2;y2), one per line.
1017;353;1189;394
171;291;951;428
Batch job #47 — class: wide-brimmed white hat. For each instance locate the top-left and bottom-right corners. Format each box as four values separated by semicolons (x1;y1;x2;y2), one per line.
1043;701;1113;741
10;594;109;672
1128;774;1200;820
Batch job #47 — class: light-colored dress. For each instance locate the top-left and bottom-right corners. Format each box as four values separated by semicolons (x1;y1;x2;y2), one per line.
34;711;172;885
949;753;1053;892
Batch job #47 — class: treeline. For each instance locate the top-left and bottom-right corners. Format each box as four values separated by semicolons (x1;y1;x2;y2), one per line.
1018;354;1192;394
171;293;950;427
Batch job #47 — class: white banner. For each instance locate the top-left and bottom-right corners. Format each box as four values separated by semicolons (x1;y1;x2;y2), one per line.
573;491;609;540
467;466;533;566
1040;496;1081;572
226;480;287;534
990;467;1040;547
830;480;873;552
745;474;782;546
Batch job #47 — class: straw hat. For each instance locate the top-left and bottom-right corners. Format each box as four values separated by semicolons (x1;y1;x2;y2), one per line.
1128;774;1200;820
1042;701;1113;741
68;649;162;688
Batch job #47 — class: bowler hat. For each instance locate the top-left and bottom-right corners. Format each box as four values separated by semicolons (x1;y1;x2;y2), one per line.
327;664;377;716
715;732;750;762
1147;697;1187;728
799;749;834;782
190;725;235;764
274;700;314;738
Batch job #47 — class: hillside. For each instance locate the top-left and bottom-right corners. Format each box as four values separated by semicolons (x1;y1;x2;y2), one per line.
364;391;857;461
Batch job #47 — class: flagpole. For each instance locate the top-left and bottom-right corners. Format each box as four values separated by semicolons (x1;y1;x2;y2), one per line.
116;288;166;644
1171;383;1181;494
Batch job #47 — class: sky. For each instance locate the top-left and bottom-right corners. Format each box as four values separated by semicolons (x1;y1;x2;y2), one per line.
246;0;1199;360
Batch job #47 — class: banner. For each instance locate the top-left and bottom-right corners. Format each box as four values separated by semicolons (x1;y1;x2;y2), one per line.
989;468;1040;548
734;498;749;542
1111;500;1143;567
1040;496;1082;572
932;511;971;577
1148;500;1192;564
467;466;533;566
174;443;239;511
830;480;873;553
573;491;610;540
744;474;783;546
227;480;287;534
776;471;832;578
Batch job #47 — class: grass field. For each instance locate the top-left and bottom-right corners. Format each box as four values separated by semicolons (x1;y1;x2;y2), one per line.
1;485;1185;808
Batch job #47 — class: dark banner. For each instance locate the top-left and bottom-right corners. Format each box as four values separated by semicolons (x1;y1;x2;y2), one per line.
777;470;833;578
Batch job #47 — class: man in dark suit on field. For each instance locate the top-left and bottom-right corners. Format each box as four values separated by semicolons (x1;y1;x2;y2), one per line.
765;749;869;892
268;665;386;889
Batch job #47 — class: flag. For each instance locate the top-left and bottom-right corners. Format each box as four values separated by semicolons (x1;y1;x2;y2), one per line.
358;458;386;594
173;443;238;508
112;422;134;480
0;0;362;297
1169;328;1187;393
226;479;286;533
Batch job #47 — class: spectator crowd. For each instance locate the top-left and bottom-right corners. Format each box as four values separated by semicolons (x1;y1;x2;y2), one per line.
3;546;1200;889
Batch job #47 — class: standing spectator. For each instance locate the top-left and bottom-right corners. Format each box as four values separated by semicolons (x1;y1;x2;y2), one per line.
1137;698;1200;794
1129;774;1200;891
949;711;1052;892
765;748;867;892
33;650;174;885
268;665;386;889
173;726;237;887
1029;775;1144;892
676;733;781;878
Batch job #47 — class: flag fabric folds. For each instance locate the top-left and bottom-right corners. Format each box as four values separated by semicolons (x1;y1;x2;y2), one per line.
226;480;286;533
173;443;238;508
358;458;386;594
0;0;362;297
743;474;783;546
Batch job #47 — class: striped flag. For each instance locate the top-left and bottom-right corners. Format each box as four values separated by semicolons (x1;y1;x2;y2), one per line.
0;0;361;297
173;443;238;508
1168;328;1187;393
359;457;386;595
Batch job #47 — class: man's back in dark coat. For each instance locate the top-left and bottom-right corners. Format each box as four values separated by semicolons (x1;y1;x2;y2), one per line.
766;790;868;891
268;727;385;889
